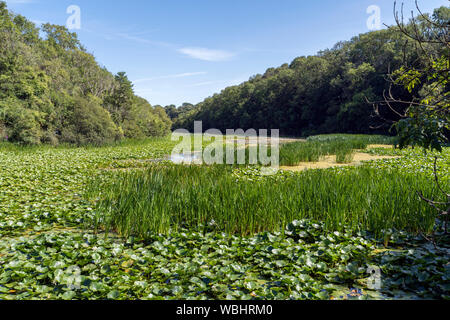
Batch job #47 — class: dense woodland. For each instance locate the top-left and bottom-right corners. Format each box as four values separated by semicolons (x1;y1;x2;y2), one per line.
171;7;449;138
0;2;171;145
0;2;447;144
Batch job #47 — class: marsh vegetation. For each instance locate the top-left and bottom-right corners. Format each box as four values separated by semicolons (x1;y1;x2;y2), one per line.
0;135;449;300
0;1;448;302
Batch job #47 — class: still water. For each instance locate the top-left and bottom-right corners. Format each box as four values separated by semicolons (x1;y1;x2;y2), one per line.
169;153;202;164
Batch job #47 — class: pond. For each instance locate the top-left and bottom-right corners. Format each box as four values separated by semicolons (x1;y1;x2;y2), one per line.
169;153;202;164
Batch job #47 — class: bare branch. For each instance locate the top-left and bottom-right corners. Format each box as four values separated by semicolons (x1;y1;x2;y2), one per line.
432;156;450;198
417;191;447;216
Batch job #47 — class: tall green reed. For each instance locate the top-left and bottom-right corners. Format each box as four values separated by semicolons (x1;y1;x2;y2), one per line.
87;164;442;238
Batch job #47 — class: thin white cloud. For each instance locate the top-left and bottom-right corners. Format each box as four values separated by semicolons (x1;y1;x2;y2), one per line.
133;72;207;83
116;32;174;48
178;47;235;62
104;31;236;64
187;81;221;87
134;89;155;94
187;77;247;88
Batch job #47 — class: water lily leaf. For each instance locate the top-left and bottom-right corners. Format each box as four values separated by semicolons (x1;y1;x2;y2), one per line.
107;290;120;299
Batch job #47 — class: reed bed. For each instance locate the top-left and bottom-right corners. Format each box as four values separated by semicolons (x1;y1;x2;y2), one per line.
307;134;397;145
87;164;442;238
279;134;396;166
279;140;359;165
336;147;355;164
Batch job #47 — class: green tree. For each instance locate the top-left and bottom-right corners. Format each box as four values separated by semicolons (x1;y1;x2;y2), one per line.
0;2;171;145
104;72;134;125
60;96;122;145
380;3;449;151
379;2;449;237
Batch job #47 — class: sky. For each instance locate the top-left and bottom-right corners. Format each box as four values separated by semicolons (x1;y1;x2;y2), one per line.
4;0;449;107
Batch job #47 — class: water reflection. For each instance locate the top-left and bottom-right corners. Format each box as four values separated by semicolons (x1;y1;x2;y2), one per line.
169;153;201;164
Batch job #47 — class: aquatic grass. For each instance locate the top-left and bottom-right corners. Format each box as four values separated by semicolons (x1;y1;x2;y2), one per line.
307;134;397;146
279;135;396;166
166;134;395;167
280;140;362;165
1;135;449;300
87;164;444;238
336;147;355;164
279;141;323;164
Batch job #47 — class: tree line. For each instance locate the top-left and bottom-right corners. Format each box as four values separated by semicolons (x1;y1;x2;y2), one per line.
171;6;448;138
0;2;171;145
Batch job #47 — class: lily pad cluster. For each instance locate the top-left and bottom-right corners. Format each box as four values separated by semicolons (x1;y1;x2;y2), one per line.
0;138;449;300
0;220;379;300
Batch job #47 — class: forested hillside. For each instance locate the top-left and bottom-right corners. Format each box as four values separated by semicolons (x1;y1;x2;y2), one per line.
173;7;449;137
0;2;171;145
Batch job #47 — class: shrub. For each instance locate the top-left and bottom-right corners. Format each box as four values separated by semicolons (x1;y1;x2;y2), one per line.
60;96;122;145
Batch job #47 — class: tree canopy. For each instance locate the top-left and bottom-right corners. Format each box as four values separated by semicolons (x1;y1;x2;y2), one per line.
0;2;171;145
171;6;448;138
382;3;449;152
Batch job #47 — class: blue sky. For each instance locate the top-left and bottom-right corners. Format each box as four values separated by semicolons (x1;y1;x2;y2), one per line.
4;0;449;106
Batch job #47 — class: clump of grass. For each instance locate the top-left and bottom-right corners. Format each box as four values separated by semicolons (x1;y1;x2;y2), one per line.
279;134;396;166
279;140;360;166
307;134;397;146
279;141;323;165
336;147;355;163
87;164;443;238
